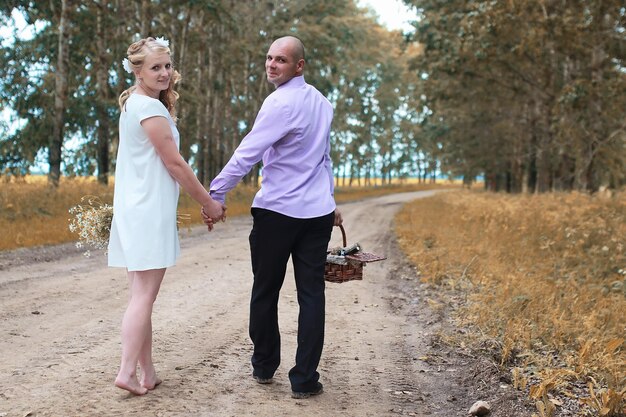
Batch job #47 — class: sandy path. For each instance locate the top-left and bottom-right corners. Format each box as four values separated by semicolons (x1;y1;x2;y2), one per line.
0;190;496;417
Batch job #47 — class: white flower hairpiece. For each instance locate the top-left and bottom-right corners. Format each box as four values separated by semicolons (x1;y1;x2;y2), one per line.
154;36;169;48
122;58;132;73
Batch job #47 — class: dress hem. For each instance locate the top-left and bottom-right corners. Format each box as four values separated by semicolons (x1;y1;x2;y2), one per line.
107;261;177;272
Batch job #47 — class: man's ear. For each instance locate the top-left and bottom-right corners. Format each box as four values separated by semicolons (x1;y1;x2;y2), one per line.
295;59;305;75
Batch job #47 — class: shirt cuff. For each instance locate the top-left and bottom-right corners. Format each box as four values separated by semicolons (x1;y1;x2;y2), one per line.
209;189;226;205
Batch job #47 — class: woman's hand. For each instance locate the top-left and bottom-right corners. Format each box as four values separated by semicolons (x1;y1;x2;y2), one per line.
201;207;215;231
201;200;227;231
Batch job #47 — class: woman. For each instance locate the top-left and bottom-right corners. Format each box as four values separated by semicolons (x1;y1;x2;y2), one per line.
108;36;224;395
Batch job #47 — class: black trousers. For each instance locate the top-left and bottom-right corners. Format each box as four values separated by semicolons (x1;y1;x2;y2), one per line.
249;208;334;392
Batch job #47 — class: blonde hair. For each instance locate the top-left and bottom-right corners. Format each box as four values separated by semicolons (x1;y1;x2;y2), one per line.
118;37;181;120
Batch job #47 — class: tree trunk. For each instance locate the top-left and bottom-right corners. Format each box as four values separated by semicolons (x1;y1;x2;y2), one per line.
202;31;215;185
534;99;553;193
49;0;72;187
462;175;473;188
209;31;223;182
176;9;193;162
95;0;110;185
140;0;150;35
581;9;609;193
195;44;206;182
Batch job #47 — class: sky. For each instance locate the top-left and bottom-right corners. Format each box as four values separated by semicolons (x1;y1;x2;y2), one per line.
358;0;418;32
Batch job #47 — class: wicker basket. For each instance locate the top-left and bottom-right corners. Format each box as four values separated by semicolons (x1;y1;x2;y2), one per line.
324;225;386;283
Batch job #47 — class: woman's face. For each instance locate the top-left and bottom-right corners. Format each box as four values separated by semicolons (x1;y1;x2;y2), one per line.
137;51;172;94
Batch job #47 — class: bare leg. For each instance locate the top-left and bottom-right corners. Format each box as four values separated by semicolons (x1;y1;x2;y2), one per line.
115;268;165;395
138;322;162;390
126;271;162;390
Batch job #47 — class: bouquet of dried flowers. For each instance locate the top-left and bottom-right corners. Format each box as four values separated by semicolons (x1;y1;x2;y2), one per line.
69;196;192;256
68;196;113;254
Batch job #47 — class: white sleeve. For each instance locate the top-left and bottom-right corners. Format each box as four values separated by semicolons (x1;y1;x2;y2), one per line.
136;98;170;122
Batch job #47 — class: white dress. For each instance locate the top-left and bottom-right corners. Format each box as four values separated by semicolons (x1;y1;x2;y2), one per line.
108;94;180;271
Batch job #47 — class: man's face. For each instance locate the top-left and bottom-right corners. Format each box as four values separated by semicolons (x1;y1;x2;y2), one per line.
265;40;303;87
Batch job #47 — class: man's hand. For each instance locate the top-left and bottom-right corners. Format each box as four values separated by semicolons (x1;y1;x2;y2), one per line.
333;208;343;226
202;210;215;231
201;200;227;232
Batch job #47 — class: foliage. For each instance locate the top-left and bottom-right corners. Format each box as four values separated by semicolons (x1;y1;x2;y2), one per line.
3;1;624;191
405;0;626;192
0;1;433;186
396;190;626;415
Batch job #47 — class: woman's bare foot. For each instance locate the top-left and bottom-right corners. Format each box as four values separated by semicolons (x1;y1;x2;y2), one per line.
139;365;162;390
141;375;162;390
115;375;149;395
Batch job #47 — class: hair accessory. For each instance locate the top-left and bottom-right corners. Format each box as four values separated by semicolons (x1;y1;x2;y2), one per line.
154;37;169;48
122;58;132;73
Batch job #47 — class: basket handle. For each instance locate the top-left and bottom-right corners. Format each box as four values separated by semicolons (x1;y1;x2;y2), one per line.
338;224;347;247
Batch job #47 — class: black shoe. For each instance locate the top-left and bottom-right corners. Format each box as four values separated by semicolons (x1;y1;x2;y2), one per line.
291;382;323;399
253;374;273;384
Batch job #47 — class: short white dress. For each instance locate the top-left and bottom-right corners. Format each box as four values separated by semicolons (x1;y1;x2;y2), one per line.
108;94;180;271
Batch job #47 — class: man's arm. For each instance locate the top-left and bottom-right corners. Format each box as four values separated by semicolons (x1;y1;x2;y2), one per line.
324;131;335;198
209;97;291;203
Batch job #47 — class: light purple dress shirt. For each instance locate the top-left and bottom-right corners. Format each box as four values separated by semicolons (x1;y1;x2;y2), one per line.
209;76;336;219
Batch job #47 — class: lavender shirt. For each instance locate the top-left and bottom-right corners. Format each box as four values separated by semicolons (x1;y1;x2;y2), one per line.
209;76;336;219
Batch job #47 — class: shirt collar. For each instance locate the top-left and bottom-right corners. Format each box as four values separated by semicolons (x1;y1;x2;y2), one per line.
277;75;305;89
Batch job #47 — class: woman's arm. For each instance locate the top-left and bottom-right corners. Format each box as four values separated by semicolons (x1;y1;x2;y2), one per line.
141;116;225;222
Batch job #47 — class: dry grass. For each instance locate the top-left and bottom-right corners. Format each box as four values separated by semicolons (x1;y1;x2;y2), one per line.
1;176;114;250
0;175;452;251
395;190;626;416
0;176;257;251
333;182;454;203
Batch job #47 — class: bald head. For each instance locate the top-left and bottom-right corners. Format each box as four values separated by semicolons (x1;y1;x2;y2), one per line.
272;36;305;61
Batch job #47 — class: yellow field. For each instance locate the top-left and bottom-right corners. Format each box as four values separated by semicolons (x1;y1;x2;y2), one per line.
0;175;449;251
395;190;626;416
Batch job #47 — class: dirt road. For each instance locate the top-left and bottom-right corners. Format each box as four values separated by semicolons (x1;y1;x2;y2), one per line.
0;191;529;417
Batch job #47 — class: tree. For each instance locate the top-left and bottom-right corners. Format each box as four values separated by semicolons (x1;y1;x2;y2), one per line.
405;0;626;192
49;0;72;186
1;0;427;186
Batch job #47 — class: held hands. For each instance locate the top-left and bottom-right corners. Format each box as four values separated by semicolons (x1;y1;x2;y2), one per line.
201;199;227;232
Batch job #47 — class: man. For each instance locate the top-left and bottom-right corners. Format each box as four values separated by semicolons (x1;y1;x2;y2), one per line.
207;35;342;399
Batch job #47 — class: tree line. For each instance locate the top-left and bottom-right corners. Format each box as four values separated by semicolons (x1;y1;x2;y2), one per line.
1;1;624;193
0;0;424;188
407;0;626;192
